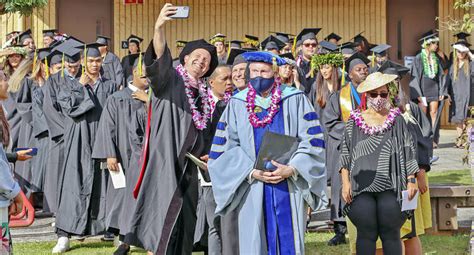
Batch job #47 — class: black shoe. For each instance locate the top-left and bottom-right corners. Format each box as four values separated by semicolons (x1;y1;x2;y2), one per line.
327;233;346;246
101;232;115;241
113;244;130;255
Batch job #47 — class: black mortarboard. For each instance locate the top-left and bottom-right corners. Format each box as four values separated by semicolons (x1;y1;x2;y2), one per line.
418;30;438;42
127;34;143;45
17;29;33;44
76;42;103;57
452;40;472;48
46;49;63;67
43;29;58;38
270;31;294;44
55;39;83;62
453;32;470;40
244;34;259;41
319;40;338;53
128;52;145;70
324;32;342;42
226;48;247;66
377;60;410;77
64;36;84;48
36;47;50;61
352;31;366;44
96;35;111;45
370;44;391;56
339;42;356;54
296;28;322;43
178;39;218;78
261;35;286;51
279;53;295;61
229;40;243;49
345;52;370;72
241;47;258;52
176;40;188;47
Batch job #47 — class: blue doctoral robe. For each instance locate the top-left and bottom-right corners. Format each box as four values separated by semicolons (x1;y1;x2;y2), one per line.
208;85;327;255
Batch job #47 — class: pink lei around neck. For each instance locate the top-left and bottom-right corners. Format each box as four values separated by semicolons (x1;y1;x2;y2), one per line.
350;108;401;135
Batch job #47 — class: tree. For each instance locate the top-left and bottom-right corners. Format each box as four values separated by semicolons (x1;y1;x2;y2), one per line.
0;0;48;16
438;0;473;33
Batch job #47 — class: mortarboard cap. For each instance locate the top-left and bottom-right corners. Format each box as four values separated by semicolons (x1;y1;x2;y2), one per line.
76;42;103;57
324;32;342;42
261;35;286;51
210;33;226;44
127;34;143;45
418;30;438;42
296;28;322;43
229;40;243;49
453;32;470;40
377;60;410;77
279;53;295;61
244;35;260;48
270;31;294;44
176;40;188;48
339;41;356;55
46;49;63;67
319;40;338;53
370;44;391;56
96;35;111;45
16;29;33;44
55;39;83;63
352;31;366;44
345;51;370;72
128;52;145;70
178;39;218;78
43;29;58;38
36;47;51;61
226;48;247;66
241;51;286;66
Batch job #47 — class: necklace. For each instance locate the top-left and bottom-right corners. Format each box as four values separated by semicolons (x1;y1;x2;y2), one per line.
246;81;282;128
350;108;401;135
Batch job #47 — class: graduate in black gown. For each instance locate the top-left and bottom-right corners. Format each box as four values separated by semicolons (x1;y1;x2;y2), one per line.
92;52;149;255
42;37;84;214
368;44;391;73
121;34;143;86
96;35;124;87
128;4;218;254
53;42;118;253
294;28;321;96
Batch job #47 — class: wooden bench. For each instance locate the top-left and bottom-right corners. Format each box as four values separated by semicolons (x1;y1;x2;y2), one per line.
428;185;474;233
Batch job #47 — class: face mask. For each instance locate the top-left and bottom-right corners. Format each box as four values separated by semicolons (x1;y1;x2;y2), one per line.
367;96;390;112
249;76;275;95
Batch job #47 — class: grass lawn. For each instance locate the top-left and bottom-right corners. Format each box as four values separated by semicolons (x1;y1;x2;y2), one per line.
428;169;473;186
13;232;470;255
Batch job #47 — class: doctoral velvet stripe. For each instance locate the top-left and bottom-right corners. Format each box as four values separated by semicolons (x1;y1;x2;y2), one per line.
253;107;296;255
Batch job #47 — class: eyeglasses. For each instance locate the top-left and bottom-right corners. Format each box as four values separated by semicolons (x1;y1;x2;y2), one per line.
303;43;318;48
368;92;389;98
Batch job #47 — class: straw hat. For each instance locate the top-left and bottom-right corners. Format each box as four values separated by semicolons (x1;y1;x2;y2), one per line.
357;72;398;93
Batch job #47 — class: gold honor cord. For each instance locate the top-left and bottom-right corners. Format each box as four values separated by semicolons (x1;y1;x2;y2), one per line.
371;51;375;68
341;62;346;86
61;53;65;78
44;58;49;79
339;84;353;122
32;49;37;72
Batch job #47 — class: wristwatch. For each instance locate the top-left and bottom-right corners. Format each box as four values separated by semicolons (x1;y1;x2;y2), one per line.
408;177;417;184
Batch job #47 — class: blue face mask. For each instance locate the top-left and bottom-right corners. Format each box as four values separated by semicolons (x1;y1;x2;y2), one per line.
249;76;275;95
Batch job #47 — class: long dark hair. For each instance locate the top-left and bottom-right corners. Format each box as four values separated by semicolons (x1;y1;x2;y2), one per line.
316;66;340;108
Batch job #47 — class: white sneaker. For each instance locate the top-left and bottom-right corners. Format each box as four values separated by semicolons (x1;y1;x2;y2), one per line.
52;236;70;253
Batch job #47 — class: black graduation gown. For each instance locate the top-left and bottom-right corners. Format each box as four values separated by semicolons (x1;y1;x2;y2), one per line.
121;55;133;87
41;71;77;213
55;77;118;236
14;78;36;193
129;42;204;254
102;52;124;87
298;58;316;97
5;91;20;151
91;86;145;234
323;91;361;222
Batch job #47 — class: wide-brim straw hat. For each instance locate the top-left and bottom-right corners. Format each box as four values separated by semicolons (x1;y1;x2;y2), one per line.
357;72;398;93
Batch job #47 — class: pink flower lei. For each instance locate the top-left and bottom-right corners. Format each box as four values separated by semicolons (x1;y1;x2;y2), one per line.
175;64;211;130
350;108;401;135
208;89;232;113
246;81;282;128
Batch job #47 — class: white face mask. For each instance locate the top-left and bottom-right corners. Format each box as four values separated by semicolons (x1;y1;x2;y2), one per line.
367;96;390;112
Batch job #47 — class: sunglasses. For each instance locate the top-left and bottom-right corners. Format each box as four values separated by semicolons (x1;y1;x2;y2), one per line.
368;92;389;98
303;43;318;48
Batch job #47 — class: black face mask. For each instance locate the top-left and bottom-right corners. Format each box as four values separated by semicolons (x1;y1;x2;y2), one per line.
249;76;275;95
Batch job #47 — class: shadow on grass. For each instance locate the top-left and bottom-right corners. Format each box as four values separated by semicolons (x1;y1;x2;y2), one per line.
429;170;473;186
67;240;115;252
437;142;456;149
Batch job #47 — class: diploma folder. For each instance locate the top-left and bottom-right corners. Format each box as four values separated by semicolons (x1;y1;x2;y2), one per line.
254;131;300;171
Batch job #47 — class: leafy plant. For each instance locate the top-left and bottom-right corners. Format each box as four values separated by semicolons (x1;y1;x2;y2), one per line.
0;0;48;16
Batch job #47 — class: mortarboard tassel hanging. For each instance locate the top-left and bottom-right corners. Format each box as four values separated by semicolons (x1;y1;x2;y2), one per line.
61;53;65;78
82;45;87;76
44;58;49;79
341;62;346;86
138;52;143;76
32;49;37;72
371;51;375;68
227;41;231;59
292;38;297;58
272;57;277;72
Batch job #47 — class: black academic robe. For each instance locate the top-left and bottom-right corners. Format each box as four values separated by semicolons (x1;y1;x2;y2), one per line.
42;71;79;213
5;91;20;151
323;90;361;222
102;52;124;87
129;42;204;254
55;77;118;236
14;78;36;193
91;86;146;235
406;101;433;171
298;58;316;97
121;55;133;87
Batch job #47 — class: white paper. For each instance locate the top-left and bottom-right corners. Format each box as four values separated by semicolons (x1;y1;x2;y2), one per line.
421;97;428;107
185;152;208;170
109;163;126;189
401;190;419;211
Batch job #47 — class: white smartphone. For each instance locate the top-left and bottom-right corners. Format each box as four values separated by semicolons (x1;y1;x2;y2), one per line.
169;6;190;19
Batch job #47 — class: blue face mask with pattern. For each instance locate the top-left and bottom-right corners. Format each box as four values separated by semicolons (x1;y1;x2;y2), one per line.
249;76;275;95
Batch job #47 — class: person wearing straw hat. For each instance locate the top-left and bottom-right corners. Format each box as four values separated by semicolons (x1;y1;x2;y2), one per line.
92;52;149;255
448;41;474;148
339;71;419;255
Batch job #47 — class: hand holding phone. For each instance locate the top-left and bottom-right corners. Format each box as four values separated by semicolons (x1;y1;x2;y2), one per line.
169;6;190;19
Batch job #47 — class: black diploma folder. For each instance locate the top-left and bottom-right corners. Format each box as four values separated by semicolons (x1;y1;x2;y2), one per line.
254;131;300;171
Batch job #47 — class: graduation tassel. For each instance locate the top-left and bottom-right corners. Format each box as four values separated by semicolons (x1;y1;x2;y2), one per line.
138;52;143;76
82;45;87;76
61;53;65;78
227;41;231;59
292;38;297;58
272;57;278;72
371;51;375;68
341;62;346;86
44;58;49;79
32;49;37;72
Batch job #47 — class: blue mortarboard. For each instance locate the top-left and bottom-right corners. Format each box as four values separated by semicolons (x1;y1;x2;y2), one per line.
241;51;286;66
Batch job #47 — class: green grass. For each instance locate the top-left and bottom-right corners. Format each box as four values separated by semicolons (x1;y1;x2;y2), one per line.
428;169;473;186
13;232;470;255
